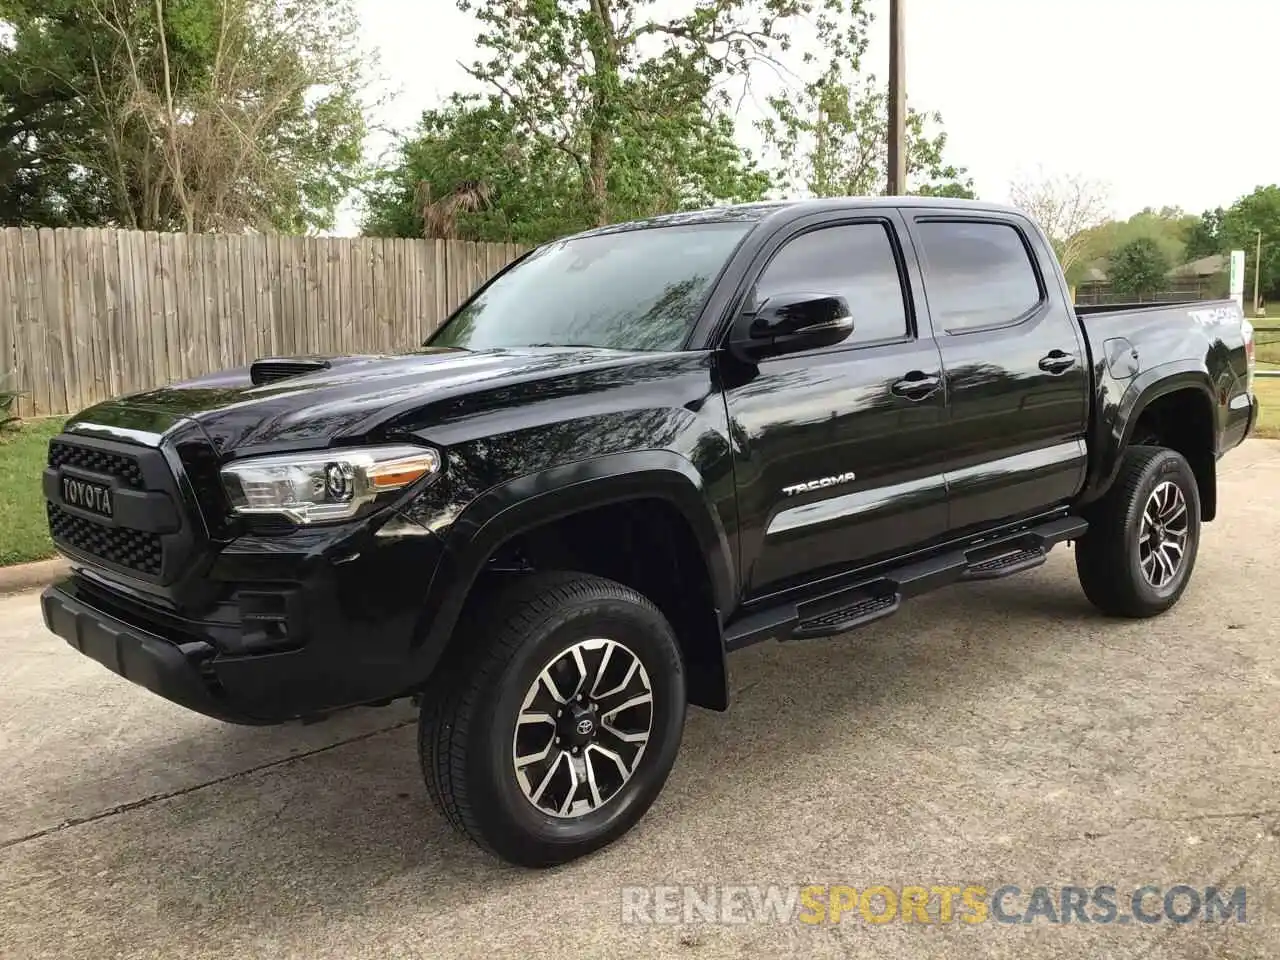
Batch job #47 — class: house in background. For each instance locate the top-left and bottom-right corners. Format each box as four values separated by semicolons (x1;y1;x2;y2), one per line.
1167;254;1228;284
1074;254;1228;305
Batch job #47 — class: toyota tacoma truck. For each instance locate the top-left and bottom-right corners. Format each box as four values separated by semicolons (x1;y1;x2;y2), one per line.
39;197;1257;867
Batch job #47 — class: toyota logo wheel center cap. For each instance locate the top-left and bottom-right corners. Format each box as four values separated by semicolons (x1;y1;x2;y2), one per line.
558;699;600;749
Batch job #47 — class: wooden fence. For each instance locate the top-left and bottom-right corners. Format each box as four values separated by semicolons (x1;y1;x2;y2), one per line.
0;228;528;418
1073;276;1226;307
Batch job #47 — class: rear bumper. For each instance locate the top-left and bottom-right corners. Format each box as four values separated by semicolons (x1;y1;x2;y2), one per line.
42;581;260;724
1221;390;1256;454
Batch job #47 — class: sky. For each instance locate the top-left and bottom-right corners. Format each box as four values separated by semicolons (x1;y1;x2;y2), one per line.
344;0;1279;234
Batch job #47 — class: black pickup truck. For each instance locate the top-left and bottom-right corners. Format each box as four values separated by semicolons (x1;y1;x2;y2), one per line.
40;198;1257;867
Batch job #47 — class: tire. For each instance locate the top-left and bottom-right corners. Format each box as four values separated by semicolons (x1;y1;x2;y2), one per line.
418;571;686;867
1075;445;1201;618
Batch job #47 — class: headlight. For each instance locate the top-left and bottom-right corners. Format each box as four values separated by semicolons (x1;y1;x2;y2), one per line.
219;444;442;525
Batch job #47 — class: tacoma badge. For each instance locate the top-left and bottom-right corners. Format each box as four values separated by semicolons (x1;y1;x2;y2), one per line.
782;471;857;497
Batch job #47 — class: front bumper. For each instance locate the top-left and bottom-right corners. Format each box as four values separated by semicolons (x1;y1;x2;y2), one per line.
39;417;460;723
43;511;449;724
42;582;254;723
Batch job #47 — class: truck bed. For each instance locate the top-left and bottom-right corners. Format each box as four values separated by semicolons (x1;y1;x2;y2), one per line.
1075;300;1200;317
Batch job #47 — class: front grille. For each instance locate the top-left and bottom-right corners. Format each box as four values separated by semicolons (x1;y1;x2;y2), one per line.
48;503;162;576
175;439;234;539
48;441;145;488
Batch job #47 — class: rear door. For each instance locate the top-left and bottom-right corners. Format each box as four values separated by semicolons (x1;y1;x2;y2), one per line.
720;212;952;600
903;211;1089;532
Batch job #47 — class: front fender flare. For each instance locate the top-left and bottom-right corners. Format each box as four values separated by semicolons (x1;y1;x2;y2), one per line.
411;450;736;678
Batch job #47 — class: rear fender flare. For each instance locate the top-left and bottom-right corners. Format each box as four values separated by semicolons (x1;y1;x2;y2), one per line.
1083;360;1216;507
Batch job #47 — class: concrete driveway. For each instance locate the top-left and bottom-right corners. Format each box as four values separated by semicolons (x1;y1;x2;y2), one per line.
2;442;1278;960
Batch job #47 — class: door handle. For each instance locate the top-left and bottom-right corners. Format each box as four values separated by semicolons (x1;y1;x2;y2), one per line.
891;371;941;401
1039;350;1076;374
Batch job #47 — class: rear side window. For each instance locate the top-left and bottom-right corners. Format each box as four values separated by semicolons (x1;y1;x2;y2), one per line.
754;222;909;346
914;220;1043;333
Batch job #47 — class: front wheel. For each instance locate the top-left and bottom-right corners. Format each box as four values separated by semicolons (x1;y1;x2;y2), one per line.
418;572;686;867
1075;445;1201;618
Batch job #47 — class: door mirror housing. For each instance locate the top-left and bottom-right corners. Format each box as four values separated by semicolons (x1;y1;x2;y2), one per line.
730;292;854;361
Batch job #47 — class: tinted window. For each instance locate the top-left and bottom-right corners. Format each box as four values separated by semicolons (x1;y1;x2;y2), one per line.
429;222;750;352
754;223;909;346
914;221;1042;332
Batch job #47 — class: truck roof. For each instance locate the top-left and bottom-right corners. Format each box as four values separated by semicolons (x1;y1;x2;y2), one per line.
566;196;1029;241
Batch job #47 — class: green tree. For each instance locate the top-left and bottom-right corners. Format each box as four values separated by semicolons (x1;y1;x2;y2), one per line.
0;2;112;226
362;95;585;242
1218;185;1280;301
915;180;977;200
362;86;772;243
454;0;867;228
761;70;972;199
1072;206;1201;272
1109;237;1170;298
0;0;368;232
1183;207;1224;261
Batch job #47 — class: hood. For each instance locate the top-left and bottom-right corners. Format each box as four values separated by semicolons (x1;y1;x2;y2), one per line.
93;346;652;453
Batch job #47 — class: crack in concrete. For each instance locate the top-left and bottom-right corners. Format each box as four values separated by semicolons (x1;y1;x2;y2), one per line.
0;719;414;852
1076;809;1280;843
1127;827;1269;960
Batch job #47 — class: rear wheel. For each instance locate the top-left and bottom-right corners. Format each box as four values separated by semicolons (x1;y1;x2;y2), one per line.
418;571;686;867
1075;445;1201;617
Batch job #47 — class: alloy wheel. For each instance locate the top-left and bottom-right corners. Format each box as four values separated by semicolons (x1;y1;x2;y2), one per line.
512;638;654;819
1138;480;1189;588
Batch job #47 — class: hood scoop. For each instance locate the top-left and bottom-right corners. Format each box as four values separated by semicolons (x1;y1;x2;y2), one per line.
249;357;332;386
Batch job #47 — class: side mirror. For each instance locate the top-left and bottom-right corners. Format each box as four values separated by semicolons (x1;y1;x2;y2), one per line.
730;292;854;361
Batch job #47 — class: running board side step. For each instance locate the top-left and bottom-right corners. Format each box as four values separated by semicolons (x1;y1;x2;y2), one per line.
792;592;900;640
960;546;1045;580
725;514;1089;647
955;514;1091;582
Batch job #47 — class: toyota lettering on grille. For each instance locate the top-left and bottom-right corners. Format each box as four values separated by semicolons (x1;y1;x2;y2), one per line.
61;476;114;519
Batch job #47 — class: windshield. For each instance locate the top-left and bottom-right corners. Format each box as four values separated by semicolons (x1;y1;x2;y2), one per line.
428;222;750;352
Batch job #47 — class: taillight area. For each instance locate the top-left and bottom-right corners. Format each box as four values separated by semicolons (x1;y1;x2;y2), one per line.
1242;318;1256;394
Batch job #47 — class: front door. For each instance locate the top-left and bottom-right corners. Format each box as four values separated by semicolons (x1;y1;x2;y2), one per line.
720;214;952;601
903;212;1090;532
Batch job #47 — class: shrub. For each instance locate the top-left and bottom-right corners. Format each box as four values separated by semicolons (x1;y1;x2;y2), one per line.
1;388;20;430
1109;237;1171;298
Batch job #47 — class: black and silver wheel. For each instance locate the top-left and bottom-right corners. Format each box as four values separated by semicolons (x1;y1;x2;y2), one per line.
514;637;655;818
1076;445;1201;617
419;572;685;867
1137;480;1191;589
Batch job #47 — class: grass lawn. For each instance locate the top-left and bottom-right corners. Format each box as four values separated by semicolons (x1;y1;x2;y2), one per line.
1251;376;1280;440
1240;327;1280;436
0;418;62;566
1255;328;1280;368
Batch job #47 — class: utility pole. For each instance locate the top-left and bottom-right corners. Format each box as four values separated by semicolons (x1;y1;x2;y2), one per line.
1254;229;1262;316
886;0;906;195
815;96;827;196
